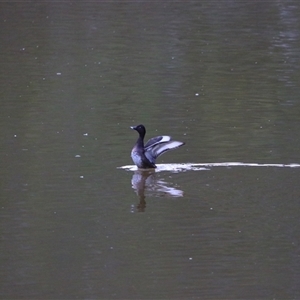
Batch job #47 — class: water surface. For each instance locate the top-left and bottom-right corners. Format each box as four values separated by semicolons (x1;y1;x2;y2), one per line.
1;1;300;299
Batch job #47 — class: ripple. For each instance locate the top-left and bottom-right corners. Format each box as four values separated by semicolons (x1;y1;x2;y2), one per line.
118;162;300;172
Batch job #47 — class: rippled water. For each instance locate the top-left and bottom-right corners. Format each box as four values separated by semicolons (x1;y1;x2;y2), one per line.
120;162;300;172
1;1;300;299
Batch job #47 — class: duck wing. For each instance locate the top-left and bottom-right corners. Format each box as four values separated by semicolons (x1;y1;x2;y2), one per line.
145;140;185;164
144;135;171;148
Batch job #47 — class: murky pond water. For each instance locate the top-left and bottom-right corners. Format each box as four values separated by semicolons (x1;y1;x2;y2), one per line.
1;2;300;299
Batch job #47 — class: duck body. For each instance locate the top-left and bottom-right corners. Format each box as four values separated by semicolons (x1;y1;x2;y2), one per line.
130;124;185;169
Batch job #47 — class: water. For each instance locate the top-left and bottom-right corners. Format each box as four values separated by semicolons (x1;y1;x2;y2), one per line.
1;2;300;299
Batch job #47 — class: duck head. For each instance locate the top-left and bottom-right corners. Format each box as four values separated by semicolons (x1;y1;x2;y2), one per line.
130;124;146;137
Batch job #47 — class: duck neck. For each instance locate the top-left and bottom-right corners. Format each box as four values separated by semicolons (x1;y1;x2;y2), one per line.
136;135;144;148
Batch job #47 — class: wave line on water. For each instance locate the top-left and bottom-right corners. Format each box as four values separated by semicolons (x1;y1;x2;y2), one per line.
188;162;300;168
118;162;300;172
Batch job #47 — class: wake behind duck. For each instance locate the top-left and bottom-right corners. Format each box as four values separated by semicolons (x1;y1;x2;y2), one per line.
119;162;300;173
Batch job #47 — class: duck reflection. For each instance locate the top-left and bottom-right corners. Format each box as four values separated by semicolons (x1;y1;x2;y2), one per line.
131;170;184;212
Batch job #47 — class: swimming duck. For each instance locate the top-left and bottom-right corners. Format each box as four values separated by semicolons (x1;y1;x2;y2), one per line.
130;124;185;169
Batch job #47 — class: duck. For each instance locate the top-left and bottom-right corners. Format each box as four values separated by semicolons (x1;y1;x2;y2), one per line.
130;124;185;169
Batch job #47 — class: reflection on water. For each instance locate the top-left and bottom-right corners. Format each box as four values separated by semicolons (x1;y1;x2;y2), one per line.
131;170;184;212
124;161;300;212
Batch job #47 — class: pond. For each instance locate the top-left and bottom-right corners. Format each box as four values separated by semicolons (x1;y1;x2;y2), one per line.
1;2;300;299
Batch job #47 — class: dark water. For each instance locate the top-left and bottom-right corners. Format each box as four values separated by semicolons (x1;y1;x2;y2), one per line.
1;2;300;299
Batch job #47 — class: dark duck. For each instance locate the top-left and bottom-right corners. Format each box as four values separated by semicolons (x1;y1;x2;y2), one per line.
130;124;185;169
